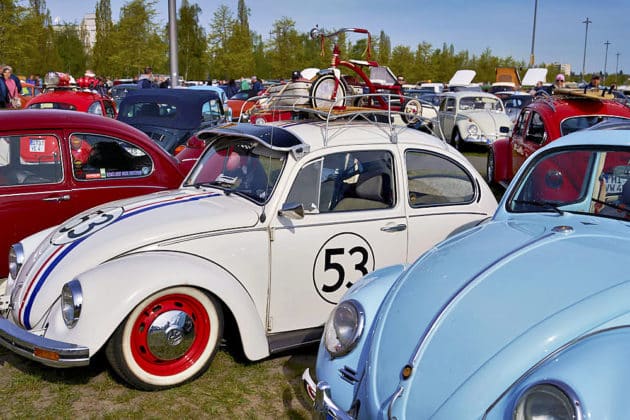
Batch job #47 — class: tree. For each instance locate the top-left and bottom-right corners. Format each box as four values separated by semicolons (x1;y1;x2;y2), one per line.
54;24;88;75
207;4;235;79
266;17;301;79
92;0;114;76
236;0;249;30
21;0;61;75
376;30;390;65
177;0;208;80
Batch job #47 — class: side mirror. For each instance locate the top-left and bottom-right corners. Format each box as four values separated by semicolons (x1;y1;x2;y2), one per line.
278;202;305;220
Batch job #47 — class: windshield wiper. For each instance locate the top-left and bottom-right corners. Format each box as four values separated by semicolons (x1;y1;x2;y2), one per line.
512;199;564;215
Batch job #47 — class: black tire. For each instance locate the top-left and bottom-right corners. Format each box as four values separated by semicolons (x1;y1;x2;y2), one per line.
400;99;422;124
106;287;223;390
452;129;464;151
486;148;496;185
310;74;347;113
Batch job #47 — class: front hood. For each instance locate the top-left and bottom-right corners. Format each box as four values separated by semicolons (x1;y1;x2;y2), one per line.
12;188;260;329
366;214;630;417
459;111;512;134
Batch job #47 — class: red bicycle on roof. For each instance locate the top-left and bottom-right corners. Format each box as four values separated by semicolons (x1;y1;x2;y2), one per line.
309;25;421;123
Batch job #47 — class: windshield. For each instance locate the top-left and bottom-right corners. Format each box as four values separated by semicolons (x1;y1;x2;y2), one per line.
184;137;286;204
508;146;630;220
458;96;503;112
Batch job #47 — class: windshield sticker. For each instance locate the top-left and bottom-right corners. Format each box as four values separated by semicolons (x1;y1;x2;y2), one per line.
313;232;375;304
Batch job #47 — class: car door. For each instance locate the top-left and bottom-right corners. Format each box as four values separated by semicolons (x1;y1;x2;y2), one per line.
0;133;70;276
404;148;486;262
439;97;456;141
268;146;407;333
64;131;175;217
511;109;531;178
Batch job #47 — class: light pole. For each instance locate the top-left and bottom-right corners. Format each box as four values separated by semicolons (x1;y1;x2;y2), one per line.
616;52;621;84
603;40;611;84
529;0;538;67
581;17;592;82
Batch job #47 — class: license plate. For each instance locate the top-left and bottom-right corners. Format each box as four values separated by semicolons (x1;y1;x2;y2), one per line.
29;139;45;153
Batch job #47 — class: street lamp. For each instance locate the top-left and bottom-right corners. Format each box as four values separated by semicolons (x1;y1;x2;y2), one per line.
529;0;538;67
581;17;592;82
616;52;621;84
603;40;611;84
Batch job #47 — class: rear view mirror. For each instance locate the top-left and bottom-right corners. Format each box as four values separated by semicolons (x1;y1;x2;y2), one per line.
278;202;305;219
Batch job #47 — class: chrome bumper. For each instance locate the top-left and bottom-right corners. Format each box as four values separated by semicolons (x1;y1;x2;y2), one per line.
302;368;354;420
0;317;89;367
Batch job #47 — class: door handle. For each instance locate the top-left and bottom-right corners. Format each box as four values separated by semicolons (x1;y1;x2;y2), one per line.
42;194;70;202
381;223;407;232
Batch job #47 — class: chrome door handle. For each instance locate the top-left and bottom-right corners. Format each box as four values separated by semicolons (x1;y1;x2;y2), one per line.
42;194;70;202
381;223;407;232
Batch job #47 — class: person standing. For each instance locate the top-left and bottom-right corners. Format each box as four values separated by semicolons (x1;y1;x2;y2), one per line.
587;75;601;90
137;66;156;89
0;65;23;109
553;74;565;90
226;79;239;98
240;77;250;91
251;75;263;94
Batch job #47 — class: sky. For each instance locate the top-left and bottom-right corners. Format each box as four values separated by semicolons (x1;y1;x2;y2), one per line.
42;0;630;77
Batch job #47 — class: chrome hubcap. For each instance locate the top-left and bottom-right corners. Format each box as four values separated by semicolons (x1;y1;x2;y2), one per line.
146;310;196;360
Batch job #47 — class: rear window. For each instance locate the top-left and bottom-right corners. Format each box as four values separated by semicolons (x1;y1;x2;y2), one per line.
561;116;630;135
120;102;177;119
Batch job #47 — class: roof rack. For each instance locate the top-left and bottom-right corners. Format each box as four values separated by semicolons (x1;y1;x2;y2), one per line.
239;92;437;146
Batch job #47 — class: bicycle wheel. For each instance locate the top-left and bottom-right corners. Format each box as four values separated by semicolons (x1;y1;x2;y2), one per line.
310;74;347;112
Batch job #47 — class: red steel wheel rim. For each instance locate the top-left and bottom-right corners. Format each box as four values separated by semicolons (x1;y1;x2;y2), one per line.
129;293;211;376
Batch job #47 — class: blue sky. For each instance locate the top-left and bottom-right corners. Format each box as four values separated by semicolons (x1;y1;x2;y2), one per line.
43;0;630;77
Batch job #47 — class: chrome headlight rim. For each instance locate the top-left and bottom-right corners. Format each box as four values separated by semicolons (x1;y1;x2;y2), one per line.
8;243;25;279
61;279;83;328
323;299;365;358
512;381;582;420
467;123;480;137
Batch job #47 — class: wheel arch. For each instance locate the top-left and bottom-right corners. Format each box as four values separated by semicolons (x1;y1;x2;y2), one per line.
45;251;269;362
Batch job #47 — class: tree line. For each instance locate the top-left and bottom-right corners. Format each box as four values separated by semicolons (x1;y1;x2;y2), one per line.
1;0;623;85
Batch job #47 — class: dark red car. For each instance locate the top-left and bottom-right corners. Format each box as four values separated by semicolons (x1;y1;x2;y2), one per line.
488;91;630;187
25;72;117;118
0;110;188;276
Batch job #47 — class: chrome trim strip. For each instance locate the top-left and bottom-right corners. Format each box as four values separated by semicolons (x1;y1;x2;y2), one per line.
313;381;354;420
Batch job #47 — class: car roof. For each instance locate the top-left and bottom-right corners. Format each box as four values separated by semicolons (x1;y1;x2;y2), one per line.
543;127;630;149
198;120;448;153
526;95;630;121
441;91;500;100
1;109;156;141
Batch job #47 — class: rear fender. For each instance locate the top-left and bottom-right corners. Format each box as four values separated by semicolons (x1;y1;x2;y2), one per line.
490;137;511;183
44;251;269;361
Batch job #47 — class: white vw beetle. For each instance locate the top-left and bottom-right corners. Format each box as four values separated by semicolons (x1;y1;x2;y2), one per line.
1;116;496;390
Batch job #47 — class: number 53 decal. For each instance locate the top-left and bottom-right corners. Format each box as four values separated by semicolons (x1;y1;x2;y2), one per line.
313;233;375;304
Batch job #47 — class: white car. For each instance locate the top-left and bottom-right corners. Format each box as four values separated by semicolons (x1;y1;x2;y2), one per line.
0;116;497;390
433;91;513;150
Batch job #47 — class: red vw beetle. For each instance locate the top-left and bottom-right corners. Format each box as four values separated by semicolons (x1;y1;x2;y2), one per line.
25;72;117;118
488;91;630;187
0;110;188;277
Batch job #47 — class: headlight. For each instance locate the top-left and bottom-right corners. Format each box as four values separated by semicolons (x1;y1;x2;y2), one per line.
61;280;83;328
467;123;479;137
513;383;580;420
323;300;365;358
8;243;25;279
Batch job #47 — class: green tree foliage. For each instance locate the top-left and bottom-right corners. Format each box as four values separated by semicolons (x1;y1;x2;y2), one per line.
92;0;114;76
1;0;617;87
54;24;88;75
177;0;208;80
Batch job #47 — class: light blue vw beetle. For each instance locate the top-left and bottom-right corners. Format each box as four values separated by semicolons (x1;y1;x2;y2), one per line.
304;127;630;418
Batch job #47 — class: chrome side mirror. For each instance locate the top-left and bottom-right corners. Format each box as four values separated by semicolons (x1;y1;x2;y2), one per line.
278;202;305;220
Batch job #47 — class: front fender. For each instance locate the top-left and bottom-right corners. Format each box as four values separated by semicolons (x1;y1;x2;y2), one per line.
44;251;269;361
485;327;630;419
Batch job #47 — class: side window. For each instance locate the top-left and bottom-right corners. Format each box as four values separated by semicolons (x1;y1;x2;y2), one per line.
525;112;547;144
286;150;395;213
445;98;455;112
406;151;475;206
70;133;153;180
513;110;530;137
103;101;116;118
0;135;63;186
87;101;104;116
